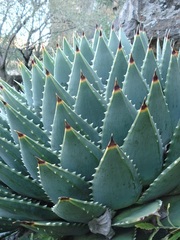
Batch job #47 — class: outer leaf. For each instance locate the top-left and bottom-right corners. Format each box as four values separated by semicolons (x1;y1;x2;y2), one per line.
122;102;163;186
31;60;46;115
51;96;100;151
160;35;172;87
0;124;14;142
68;48;103;97
93;32;114;84
141;45;162;86
21;221;89;238
164;121;180;166
131;30;146;70
42;46;54;75
156;37;162;66
42;71;75;133
0;137;27;174
0;161;48;201
54;46;72;87
102;82;137;149
147;73;173;145
0;217;20;232
18;61;33;107
2;101;49;145
75;75;106;130
138;157;180;203
112;200;162;227
122;56;148;110
60;123;102;181
92;138;142;210
164;50;180;130
38;160;91;203
139;28;149;51
108;25;119;56
0;197;57;221
18;132;59;180
63;37;74;62
80;33;94;65
52;197;105;223
118;27;132;57
105;42;128;101
0;84;42;127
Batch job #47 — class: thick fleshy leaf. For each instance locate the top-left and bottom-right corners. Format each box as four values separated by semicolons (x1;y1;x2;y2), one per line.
54;46;72;87
139;28;148;51
42;46;54;75
52;197;105;223
18;132;59;180
0;197;57;221
80;33;94;65
93;32;114;84
0;78;26;104
160;35;172;87
138;157;180;203
141;45;162;86
122;102;163;186
92;138;142;210
42;71;75;133
0;84;42;127
63;37;74;62
18;61;33;107
106;42;128;101
0;124;14;142
147;73;173;145
156;37;162;66
0;161;48;201
108;25;119;56
0;137;27;173
75;75;106;130
131;30;146;70
38;160;91;203
61;123;102;180
2;101;49;145
164;121;180;166
31;60;46;115
21;221;89;238
51;96;100;151
68;48;103;97
102;82;137;149
0;217;20;232
118;27;132;57
164;50;180;130
112;200;162;227
122;56;148;109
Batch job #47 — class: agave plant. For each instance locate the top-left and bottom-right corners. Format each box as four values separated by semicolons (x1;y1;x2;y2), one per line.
0;25;180;239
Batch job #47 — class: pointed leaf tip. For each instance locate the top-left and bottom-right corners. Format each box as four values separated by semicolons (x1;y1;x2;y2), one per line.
129;54;134;64
80;72;86;81
65;121;71;130
100;30;102;37
114;80;120;92
1;100;7;106
140;100;148;111
21;221;34;226
108;136;117;148
76;45;79;52
56;95;63;103
152;72;158;82
0;85;3;90
172;49;178;56
59;196;70;201
82;31;85;36
31;59;35;65
37;157;46;165
118;41;122;50
46;69;50;76
112;24;114;29
16;131;25;138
